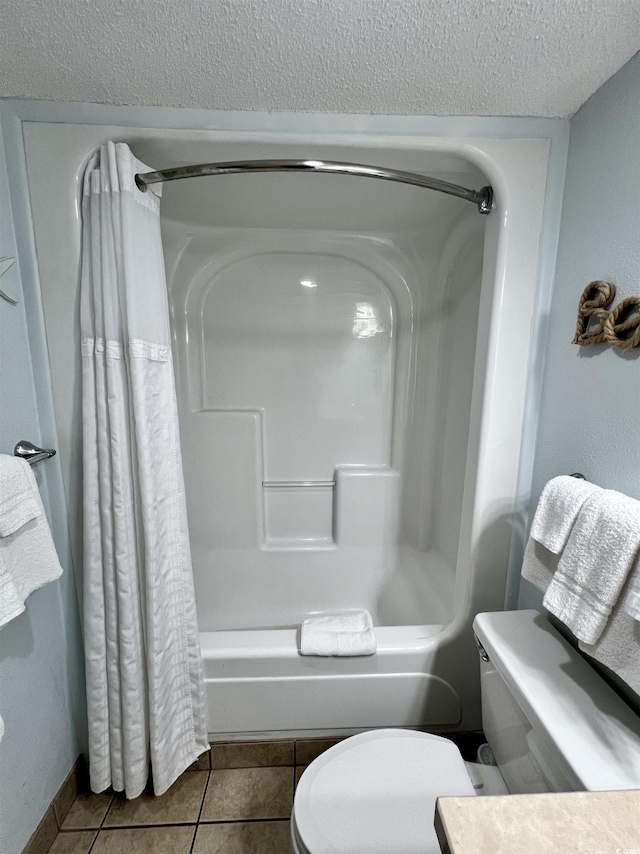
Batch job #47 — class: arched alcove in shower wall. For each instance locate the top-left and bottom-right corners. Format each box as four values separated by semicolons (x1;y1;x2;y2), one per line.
162;166;482;635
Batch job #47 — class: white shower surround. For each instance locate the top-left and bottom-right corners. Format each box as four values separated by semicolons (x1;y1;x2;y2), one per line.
17;114;552;737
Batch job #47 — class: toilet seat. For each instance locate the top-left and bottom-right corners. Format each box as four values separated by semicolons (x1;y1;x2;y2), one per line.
291;729;476;854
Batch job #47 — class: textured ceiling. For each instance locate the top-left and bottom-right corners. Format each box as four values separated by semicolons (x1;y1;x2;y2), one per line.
1;1;639;117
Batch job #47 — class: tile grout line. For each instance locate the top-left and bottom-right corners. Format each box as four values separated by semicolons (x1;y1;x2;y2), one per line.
189;766;212;853
88;821;204;829
85;816;289;831
85;828;99;854
85;789;114;854
198;816;292;825
187;823;198;854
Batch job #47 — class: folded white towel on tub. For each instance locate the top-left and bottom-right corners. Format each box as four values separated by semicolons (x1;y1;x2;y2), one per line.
300;610;377;656
0;455;63;629
543;488;640;644
530;475;598;554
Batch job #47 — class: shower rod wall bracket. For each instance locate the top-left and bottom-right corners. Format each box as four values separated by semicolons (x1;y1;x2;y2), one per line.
135;159;494;215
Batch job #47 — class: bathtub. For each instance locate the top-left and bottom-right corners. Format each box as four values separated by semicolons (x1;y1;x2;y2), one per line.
200;548;459;739
201;625;454;738
20;118;553;738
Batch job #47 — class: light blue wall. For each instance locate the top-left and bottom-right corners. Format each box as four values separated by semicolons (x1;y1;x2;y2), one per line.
521;52;640;614
0;122;86;854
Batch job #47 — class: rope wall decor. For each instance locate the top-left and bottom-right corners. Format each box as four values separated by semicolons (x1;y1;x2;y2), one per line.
603;296;640;350
573;280;640;350
573;280;616;345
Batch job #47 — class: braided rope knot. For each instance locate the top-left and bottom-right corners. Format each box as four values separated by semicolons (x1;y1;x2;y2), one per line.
603;296;640;350
573;280;616;346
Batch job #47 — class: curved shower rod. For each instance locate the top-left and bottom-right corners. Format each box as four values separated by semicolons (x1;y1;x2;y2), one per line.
134;159;494;215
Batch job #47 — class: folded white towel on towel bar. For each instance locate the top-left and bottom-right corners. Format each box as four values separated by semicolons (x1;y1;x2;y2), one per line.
0;454;42;537
530;475;598;554
300;610;377;656
522;535;640;697
0;455;63;629
521;536;560;592
579;584;640;696
621;559;640;624
542;487;640;644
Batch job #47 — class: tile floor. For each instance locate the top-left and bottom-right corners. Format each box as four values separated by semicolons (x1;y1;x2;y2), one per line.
46;739;341;854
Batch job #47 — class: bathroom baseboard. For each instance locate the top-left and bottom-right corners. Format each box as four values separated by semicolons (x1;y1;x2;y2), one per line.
21;755;87;854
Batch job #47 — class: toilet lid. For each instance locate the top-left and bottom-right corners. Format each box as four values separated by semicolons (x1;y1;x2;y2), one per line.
293;729;476;854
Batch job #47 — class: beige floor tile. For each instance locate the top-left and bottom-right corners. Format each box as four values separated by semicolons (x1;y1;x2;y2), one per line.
210;740;294;769
201;767;293;822
104;771;208;827
187;750;210;771
295;738;343;765
193;820;291;854
48;831;97;854
61;792;114;830
295;766;307;787
92;825;195;853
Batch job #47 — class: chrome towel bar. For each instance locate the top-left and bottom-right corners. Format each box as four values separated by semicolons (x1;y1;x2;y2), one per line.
14;440;56;466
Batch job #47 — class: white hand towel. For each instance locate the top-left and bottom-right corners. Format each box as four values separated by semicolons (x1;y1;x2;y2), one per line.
521;499;640;696
521;537;560;593
530;475;599;554
300;610;377;656
0;455;63;629
542;489;640;644
0;569;27;627
0;454;42;537
621;561;640;623
579;568;640;696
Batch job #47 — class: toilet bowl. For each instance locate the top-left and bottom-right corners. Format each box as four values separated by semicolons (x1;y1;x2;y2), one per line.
291;610;640;854
291;729;475;854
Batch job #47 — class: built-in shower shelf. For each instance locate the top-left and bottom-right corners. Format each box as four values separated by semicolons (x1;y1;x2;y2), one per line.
262;537;337;552
263;479;335;550
263;480;335;488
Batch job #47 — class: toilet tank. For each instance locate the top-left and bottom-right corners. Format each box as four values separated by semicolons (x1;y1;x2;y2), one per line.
473;610;640;794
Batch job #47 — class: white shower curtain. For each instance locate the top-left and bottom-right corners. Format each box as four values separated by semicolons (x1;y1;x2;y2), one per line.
80;142;208;798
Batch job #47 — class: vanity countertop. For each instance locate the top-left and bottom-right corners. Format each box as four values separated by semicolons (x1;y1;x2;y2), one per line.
435;789;640;854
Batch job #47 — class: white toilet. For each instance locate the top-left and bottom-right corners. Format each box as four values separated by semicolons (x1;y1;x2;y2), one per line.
291;609;640;854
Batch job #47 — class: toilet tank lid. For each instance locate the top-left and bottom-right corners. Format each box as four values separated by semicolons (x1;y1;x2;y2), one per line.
473;610;640;791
